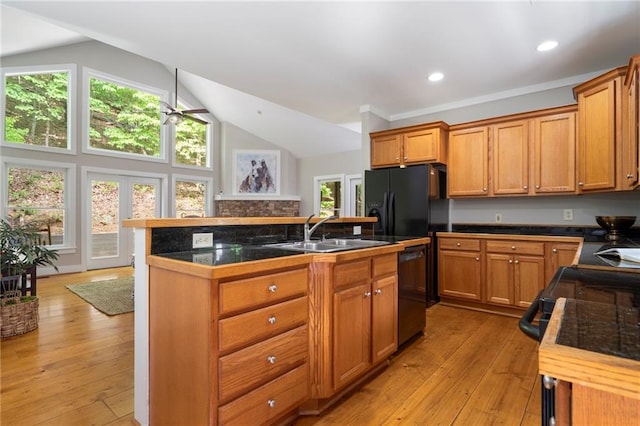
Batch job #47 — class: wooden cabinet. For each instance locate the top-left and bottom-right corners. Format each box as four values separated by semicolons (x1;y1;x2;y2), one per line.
485;240;545;308
574;66;627;192
370;122;448;168
447;126;489;197
149;264;310;425
306;250;398;410
623;55;640;188
492;120;530;195
438;236;483;301
545;241;580;283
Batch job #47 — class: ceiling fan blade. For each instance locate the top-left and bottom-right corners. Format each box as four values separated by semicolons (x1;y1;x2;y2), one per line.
183;114;209;125
161;101;177;112
182;108;209;114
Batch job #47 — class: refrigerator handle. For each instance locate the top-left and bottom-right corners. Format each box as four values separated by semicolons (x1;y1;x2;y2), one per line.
381;192;389;236
389;191;395;235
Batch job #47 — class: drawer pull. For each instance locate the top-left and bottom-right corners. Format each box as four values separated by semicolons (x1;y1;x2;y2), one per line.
268;284;277;293
511;245;516;250
267;355;276;364
364;292;372;298
267;399;276;408
508;259;513;264
456;242;461;247
475;257;479;261
552;248;557;253
375;289;382;295
523;185;528;190
514;260;519;265
268;316;277;325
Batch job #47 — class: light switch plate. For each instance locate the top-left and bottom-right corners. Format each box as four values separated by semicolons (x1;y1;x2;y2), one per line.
353;225;362;235
193;232;214;248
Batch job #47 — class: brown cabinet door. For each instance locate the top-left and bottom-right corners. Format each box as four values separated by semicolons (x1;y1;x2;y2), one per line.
532;112;577;194
486;253;514;306
546;242;579;283
623;61;639;187
371;275;397;363
514;255;545;308
403;128;440;164
448;127;489;197
371;134;402;168
333;281;370;390
492;120;529;195
438;249;482;300
577;78;619;191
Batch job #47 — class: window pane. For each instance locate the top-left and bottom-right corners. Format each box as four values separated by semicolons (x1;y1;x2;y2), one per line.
89;77;161;156
132;183;157;219
7;166;65;245
175;180;206;217
320;181;341;217
4;72;69;148
175;103;208;167
91;180;119;257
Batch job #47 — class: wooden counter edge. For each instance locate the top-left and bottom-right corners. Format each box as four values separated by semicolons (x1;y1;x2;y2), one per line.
438;232;583;243
539;298;640;401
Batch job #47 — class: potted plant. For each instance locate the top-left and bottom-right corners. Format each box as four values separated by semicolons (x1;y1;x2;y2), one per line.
0;218;58;337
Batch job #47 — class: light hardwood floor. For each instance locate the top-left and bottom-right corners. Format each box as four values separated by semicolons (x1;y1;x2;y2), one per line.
1;268;541;425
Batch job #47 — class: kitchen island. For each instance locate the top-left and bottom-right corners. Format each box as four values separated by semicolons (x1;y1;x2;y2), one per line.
122;216;429;425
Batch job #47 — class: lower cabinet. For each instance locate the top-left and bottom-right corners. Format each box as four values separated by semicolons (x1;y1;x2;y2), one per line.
438;233;581;314
306;251;398;411
148;263;310;426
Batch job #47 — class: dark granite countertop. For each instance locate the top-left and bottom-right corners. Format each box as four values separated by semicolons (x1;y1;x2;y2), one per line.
154;243;299;266
556;298;640;361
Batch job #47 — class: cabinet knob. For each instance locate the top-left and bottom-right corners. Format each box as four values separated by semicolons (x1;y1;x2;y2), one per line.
375;288;382;295
511;245;516;250
456;242;461;247
268;316;277;325
364;292;372;298
267;355;276;364
552;248;557;253
475;257;479;261
514;260;519;265
578;182;584;186
268;284;277;293
404;156;408;160
482;187;487;192
395;157;400;160
542;375;558;390
509;259;513;264
535;184;540;189
627;174;634;179
523;185;528;190
267;399;276;408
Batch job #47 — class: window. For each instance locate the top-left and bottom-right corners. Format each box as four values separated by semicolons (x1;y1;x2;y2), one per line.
313;174;344;217
173;175;213;217
174;102;211;169
345;174;363;216
84;68;167;160
2;158;76;249
1;64;75;153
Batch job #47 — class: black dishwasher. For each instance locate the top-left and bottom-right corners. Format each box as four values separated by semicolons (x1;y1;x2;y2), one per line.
398;244;427;346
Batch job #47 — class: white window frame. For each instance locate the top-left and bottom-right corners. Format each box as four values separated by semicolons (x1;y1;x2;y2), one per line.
345;174;362;217
1;156;77;255
1;64;77;155
172;99;213;171
82;67;169;162
172;174;214;217
313;174;345;217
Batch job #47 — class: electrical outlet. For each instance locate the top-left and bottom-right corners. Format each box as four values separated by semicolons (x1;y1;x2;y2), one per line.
563;209;574;221
192;232;214;249
353;225;362;235
495;213;503;223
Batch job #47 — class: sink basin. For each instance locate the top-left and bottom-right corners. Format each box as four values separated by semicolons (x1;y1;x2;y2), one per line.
265;239;390;253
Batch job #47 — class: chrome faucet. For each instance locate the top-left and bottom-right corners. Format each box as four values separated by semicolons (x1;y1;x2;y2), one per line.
304;214;338;242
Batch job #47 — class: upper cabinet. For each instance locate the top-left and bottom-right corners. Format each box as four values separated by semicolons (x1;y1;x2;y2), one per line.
447;105;578;198
370;122;448;168
623;55;640;188
573;66;627;192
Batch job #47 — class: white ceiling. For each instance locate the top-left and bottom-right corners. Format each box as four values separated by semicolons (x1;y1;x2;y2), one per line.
1;1;639;158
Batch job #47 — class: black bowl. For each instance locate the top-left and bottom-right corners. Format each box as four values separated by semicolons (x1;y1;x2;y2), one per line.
595;216;636;240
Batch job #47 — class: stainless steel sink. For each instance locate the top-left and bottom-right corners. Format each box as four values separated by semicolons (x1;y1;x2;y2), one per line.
265;239;390;253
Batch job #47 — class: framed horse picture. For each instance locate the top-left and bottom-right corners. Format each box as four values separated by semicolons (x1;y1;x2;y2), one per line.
233;149;280;195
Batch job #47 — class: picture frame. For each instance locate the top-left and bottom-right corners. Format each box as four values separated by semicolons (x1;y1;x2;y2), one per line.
232;149;280;195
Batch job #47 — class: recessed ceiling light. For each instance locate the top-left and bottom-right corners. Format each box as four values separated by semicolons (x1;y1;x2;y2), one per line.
537;40;558;52
428;72;444;82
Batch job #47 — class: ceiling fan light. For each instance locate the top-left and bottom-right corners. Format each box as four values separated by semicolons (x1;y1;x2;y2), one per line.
167;113;184;125
537;40;558;52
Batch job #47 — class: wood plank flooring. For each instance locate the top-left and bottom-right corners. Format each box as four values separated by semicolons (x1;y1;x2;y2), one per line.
0;268;541;425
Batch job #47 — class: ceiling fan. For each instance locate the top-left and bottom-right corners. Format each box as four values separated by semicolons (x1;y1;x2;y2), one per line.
162;68;209;125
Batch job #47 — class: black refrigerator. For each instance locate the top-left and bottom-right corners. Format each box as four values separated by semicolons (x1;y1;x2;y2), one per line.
364;164;448;346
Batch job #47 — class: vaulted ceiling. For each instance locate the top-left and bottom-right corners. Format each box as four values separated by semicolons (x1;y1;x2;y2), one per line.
2;1;639;158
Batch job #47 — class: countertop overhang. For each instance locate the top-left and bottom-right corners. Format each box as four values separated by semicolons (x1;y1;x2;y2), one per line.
123;216;377;228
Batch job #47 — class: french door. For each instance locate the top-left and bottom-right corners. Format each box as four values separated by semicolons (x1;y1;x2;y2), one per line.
87;173;161;270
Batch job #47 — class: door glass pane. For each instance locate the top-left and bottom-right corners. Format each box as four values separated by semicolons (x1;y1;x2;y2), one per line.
91;179;119;258
320;181;341;217
132;183;157;219
355;182;363;216
175;180;206;217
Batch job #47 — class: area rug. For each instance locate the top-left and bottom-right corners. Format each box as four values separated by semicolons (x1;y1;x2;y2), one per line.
66;277;134;316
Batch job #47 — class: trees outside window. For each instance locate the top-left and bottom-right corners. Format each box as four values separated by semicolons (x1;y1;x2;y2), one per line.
3;67;72;150
175;103;210;168
174;176;212;217
314;174;344;218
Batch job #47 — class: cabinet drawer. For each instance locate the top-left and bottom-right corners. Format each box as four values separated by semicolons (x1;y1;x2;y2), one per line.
218;364;309;425
486;240;544;256
372;253;397;277
219;297;307;353
219;325;308;403
219;268;307;314
334;259;370;288
439;238;481;251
